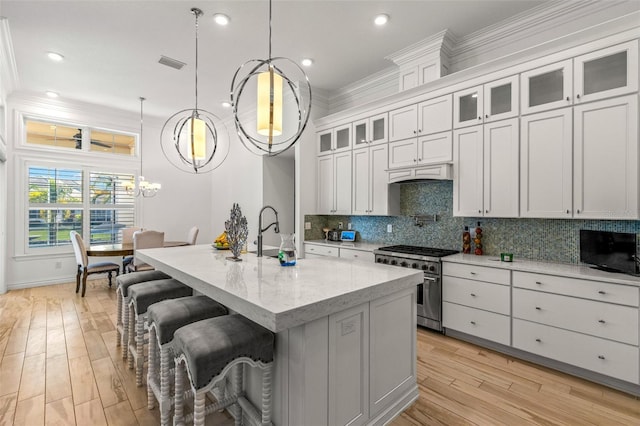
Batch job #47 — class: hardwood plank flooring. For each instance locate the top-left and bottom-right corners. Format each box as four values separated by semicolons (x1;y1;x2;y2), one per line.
0;279;638;425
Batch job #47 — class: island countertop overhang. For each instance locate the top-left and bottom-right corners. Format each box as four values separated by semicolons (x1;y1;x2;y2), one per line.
137;244;423;333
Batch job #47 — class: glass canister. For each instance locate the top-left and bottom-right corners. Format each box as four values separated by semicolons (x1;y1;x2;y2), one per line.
278;233;297;266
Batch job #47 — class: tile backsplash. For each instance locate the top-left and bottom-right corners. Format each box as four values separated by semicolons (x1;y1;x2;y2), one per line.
305;181;640;264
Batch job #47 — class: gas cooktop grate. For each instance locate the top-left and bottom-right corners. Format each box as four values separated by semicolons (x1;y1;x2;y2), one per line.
376;245;459;258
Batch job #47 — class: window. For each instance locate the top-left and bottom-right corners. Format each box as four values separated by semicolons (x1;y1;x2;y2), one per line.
25;119;135;156
28;166;135;248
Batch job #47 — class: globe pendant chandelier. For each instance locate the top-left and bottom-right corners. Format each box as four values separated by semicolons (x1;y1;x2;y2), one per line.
230;0;312;156
160;7;229;173
125;97;161;197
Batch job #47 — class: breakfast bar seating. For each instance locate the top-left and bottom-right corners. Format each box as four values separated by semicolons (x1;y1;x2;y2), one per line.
146;296;228;426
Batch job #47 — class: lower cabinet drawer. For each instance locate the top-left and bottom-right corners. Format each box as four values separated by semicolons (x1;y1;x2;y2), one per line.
443;262;510;285
513;288;639;346
513;319;639;384
443;302;510;346
304;244;339;257
443;276;510;315
340;248;374;263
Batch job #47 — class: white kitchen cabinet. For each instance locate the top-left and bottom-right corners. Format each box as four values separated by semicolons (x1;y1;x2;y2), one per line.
521;59;573;115
389;95;452;142
453;118;519;217
317;151;352;214
573;95;638;219
521;96;638;219
353;113;388;149
328;303;369;426
454;76;518;128
443;302;511;346
304;243;339;257
520;108;573;218
574;40;638;104
317;123;352;156
388;131;452;170
353;144;397;215
340;248;374;263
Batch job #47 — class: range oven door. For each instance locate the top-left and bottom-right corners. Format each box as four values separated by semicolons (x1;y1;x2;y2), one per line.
416;275;442;332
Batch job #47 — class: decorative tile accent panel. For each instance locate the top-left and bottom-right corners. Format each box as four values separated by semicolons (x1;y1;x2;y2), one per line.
306;181;640;264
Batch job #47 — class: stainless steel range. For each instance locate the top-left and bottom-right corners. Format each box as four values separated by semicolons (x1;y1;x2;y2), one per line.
373;245;458;332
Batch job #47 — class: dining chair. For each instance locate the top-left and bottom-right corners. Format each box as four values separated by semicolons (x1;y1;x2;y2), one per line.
121;226;142;272
126;230;165;273
186;226;199;245
70;231;120;297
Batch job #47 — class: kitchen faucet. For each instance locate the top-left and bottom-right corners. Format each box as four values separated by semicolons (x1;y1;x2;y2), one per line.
257;205;280;257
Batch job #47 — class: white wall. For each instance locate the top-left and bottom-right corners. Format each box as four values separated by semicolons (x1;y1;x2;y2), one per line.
262;155;294;248
4;93;214;289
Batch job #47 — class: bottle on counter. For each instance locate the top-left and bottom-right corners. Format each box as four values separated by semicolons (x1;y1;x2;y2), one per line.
279;233;297;266
474;221;483;255
462;226;471;254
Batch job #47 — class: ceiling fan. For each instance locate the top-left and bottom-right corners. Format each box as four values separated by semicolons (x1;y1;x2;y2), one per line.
46;128;113;149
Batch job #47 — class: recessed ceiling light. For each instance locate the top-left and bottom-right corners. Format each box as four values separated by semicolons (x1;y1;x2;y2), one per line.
221;101;231;108
374;14;389;26
47;52;64;62
301;58;314;67
213;13;230;26
46;91;59;98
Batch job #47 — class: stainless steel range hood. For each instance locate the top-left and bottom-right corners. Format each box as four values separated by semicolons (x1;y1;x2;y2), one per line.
388;164;452;183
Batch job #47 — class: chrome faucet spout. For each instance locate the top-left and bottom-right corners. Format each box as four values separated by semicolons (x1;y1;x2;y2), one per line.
257;205;280;257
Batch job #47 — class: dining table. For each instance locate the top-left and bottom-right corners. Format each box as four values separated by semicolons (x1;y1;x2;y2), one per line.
86;240;189;257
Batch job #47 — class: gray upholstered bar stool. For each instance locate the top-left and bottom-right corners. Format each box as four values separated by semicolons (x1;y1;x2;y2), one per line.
127;279;193;386
173;314;275;426
116;270;170;357
146;296;228;426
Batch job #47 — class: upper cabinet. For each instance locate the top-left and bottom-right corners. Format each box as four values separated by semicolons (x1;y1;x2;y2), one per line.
317;123;352;156
454;75;519;128
573;40;638;104
353;113;388;149
522;40;639;115
389;95;452;142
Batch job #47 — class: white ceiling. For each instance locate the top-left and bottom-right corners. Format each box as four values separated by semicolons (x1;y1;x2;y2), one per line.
1;0;549;120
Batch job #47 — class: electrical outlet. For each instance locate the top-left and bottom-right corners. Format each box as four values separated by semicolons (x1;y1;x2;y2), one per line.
304;221;311;230
387;224;393;233
55;261;62;269
347;223;352;230
338;222;343;230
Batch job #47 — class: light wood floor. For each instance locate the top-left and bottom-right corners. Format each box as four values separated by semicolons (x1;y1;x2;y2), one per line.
0;279;638;425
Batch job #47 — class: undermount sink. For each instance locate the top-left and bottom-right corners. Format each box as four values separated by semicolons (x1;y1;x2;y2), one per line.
248;248;280;258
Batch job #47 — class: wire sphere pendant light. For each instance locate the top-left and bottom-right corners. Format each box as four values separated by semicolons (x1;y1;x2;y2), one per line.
160;7;229;173
230;0;312;156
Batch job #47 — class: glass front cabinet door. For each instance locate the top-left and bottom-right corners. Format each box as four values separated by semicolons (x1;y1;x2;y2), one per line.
573;40;638;104
453;86;483;128
353;113;388;149
521;59;572;115
483;75;519;122
317;124;352;155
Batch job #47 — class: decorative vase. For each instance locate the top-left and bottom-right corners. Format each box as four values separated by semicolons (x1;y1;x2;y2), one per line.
278;234;297;266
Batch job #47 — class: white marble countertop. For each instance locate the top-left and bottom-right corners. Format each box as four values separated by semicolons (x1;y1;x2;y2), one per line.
304;240;382;252
443;253;640;287
137;244;423;333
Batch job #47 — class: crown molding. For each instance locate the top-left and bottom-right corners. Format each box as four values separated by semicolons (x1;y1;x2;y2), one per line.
450;0;630;68
328;67;398;114
385;29;457;67
0;18;19;97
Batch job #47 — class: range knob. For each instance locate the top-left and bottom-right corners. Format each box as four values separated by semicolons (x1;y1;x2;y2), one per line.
383;258;389;264
421;264;428;271
376;258;383;263
429;265;436;272
390;260;397;266
411;263;418;269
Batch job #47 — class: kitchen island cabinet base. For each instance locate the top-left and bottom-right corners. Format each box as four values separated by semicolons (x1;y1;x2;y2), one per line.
445;329;640;397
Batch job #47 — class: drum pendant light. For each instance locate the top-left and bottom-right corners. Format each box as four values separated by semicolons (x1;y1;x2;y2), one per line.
230;0;312;156
160;7;229;173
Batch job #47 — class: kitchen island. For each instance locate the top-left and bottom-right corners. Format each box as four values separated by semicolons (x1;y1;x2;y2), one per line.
137;244;423;426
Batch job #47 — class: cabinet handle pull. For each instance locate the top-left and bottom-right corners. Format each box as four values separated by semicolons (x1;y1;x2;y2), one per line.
535;338;541;343
535;281;542;285
478;116;482;121
598;319;606;324
470;272;476;275
413;130;417;134
470;321;476;325
598;355;605;360
485;114;489;119
566;209;570;214
598;290;606;295
418;158;422;162
576;209;580;214
478;209;482;214
577;94;581;99
535;306;541;310
418;129;422;133
566;96;570;101
470;293;476;297
413;159;417;162
485;210;489;213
